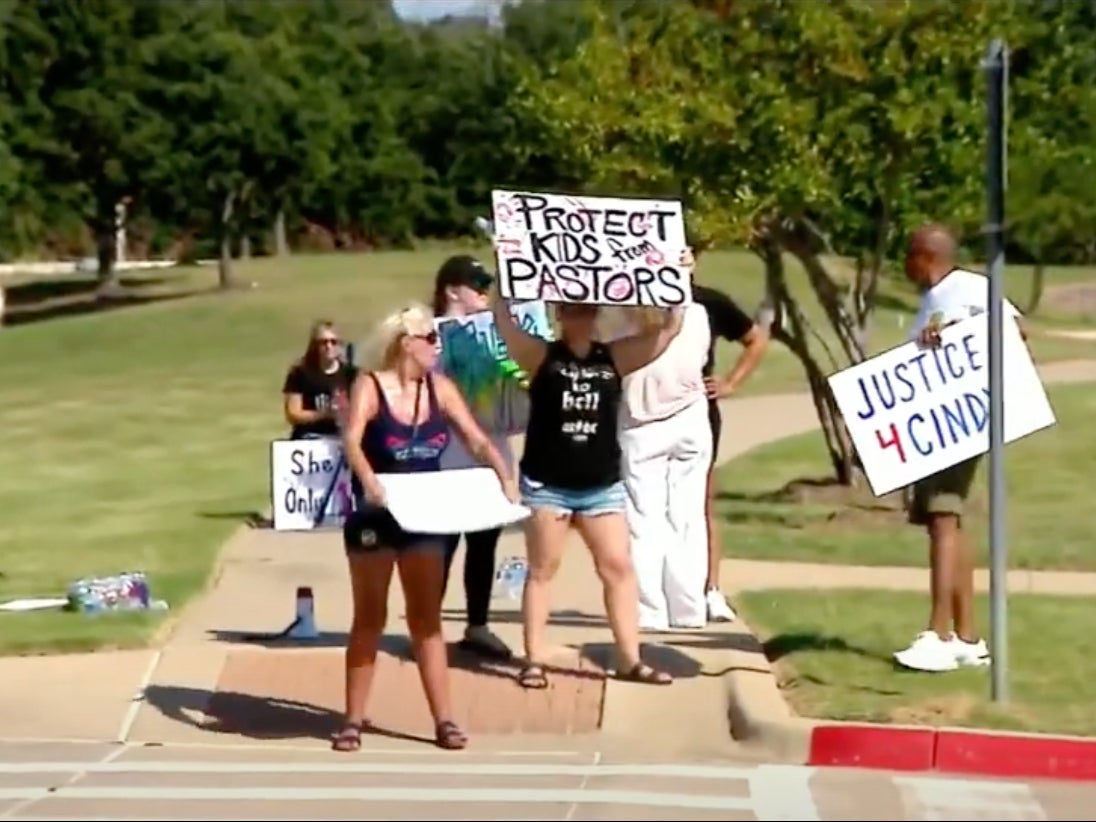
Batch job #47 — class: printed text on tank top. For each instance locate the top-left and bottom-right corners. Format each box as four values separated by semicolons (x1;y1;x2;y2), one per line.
364;373;449;473
555;357;615;443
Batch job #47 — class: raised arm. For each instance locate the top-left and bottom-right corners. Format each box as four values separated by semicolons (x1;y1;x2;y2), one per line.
433;373;518;500
492;290;547;376
608;308;684;376
341;374;386;505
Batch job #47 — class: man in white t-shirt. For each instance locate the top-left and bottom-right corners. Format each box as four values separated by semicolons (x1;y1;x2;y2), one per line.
893;224;1025;674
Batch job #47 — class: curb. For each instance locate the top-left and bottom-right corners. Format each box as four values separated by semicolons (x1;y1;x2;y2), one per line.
809;724;1096;782
724;617;1096;782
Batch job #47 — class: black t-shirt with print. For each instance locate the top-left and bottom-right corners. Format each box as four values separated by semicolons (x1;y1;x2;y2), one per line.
692;284;754;377
520;341;622;491
282;362;357;439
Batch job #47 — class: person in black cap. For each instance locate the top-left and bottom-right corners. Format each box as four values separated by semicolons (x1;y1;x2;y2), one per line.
430;255;513;659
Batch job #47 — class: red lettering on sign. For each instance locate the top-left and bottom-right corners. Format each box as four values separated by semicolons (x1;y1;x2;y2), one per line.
875;423;907;463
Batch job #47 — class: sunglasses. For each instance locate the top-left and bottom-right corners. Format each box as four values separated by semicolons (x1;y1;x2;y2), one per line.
470;272;494;293
409;330;439;346
316;337;340;346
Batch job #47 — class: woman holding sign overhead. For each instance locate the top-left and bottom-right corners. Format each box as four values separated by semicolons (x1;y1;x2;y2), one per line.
492;288;682;689
336;303;517;752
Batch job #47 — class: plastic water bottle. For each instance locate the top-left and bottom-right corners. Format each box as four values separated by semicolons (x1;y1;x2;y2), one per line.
495;557;528;600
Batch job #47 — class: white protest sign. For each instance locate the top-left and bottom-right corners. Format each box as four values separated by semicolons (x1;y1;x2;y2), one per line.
491;189;691;307
269;438;355;531
827;315;1056;497
378;467;530;534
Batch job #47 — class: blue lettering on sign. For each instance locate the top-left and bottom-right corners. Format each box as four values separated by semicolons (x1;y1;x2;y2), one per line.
854;333;982;421
905;389;990;456
289;448;339;476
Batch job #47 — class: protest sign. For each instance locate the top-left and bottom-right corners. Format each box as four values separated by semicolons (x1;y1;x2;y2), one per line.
491;189;691;307
435;301;550;433
828;315;1056;497
270;438;354;531
379;467;530;534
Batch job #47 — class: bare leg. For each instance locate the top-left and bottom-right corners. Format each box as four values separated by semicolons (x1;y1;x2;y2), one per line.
343;551;395;731
927;514;959;639
521;508;571;666
574;511;670;683
396;545;461;744
951;518;978;641
705;468;722;590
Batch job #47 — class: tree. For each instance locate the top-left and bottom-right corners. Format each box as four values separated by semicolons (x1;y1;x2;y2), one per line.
513;0;1001;483
2;0;169;293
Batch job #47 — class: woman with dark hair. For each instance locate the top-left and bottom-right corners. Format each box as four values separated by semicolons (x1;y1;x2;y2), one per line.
493;287;681;690
282;319;357;439
430;255;512;659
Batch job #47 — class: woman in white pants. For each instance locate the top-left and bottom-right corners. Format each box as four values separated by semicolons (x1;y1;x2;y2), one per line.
617;303;713;630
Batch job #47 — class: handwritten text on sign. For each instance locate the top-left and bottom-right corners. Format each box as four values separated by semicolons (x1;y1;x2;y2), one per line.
491;189;690;307
827;315;1056;496
270;438;354;531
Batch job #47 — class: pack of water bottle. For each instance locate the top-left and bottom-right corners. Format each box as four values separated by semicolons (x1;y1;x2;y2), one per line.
494;556;528;600
65;571;169;614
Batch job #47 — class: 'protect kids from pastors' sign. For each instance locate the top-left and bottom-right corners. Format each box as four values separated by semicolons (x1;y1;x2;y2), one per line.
827;314;1056;497
491;189;691;307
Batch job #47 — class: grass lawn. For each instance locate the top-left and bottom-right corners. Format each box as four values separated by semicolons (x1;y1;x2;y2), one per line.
714;382;1096;570
0;247;1094;655
737;588;1096;737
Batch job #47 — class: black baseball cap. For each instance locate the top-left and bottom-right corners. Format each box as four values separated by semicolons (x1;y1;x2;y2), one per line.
435;255;494;293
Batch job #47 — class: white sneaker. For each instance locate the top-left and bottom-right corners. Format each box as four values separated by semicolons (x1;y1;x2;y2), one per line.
951;634;991;667
893;631;959;672
705;589;737;623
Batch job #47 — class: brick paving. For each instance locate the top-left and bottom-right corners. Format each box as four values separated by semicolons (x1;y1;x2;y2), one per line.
211;642;605;742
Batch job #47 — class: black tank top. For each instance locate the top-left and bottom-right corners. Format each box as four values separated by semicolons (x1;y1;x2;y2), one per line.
520;340;622;490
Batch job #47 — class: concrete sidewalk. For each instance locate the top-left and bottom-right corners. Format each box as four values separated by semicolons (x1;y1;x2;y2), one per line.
722;558;1096;596
3;356;1094;757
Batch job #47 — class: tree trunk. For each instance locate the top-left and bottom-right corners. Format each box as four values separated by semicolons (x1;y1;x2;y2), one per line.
95;222;122;299
1026;261;1046;314
755;226;858;485
274;209;289;257
241;234;252;260
218;190;236;290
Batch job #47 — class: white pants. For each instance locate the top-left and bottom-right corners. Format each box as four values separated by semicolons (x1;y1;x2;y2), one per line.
620;398;713;628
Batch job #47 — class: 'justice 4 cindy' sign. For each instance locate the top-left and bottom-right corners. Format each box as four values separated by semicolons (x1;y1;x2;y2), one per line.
827;315;1057;497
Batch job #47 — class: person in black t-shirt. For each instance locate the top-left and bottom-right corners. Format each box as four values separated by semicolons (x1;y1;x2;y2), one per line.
282;319;357;439
493;290;681;691
690;255;770;623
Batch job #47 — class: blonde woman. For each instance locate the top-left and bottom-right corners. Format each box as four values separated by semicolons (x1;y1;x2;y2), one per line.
336;303;517;752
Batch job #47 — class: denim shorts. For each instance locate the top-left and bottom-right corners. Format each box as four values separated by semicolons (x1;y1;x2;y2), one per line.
519;474;626;517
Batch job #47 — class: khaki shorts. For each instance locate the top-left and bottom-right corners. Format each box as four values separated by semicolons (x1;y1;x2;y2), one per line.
906;457;981;525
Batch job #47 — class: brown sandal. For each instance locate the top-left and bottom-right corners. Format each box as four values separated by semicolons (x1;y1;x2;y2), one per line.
619;663;673;685
435;720;468;750
331;722;363;752
518;663;549;690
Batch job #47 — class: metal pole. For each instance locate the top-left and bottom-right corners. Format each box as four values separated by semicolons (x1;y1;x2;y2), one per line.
983;39;1009;703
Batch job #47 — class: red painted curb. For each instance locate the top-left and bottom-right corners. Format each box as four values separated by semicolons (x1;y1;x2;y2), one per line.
809;725;935;772
809;724;1096;781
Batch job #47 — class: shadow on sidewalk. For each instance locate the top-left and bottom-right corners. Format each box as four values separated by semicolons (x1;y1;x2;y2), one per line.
142;683;432;745
443;607;609;630
205;630;532;683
